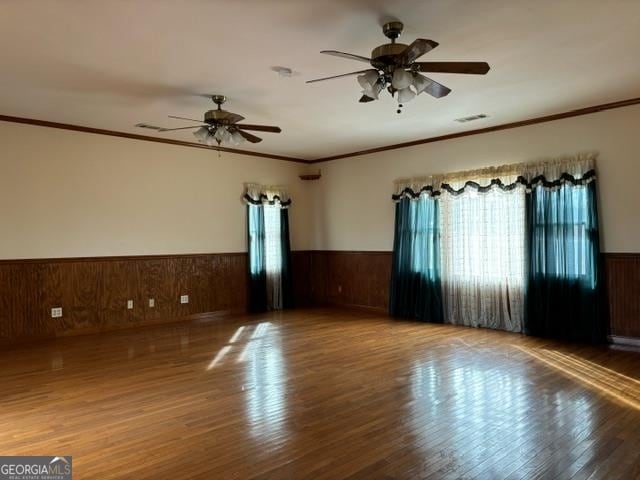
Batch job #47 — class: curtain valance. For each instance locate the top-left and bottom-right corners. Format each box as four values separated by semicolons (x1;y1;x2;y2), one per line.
243;183;291;207
392;153;597;201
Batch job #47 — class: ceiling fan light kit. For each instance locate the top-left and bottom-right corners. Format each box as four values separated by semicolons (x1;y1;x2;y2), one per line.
391;68;412;90
357;70;380;89
137;94;282;147
397;87;416;104
307;21;490;113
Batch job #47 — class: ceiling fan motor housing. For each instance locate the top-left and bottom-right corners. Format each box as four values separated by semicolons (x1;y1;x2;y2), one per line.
371;43;410;69
205;109;224;124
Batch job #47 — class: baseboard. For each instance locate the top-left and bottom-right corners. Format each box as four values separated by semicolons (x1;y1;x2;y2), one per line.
1;310;240;347
56;309;241;339
608;335;640;350
325;301;388;315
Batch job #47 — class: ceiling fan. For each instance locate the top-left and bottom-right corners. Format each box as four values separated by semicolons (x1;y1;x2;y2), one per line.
307;21;490;112
136;95;281;146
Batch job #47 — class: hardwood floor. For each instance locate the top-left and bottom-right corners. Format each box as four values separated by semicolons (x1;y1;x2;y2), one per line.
1;308;639;479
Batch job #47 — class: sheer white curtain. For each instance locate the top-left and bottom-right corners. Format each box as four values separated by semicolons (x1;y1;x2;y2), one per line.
440;187;526;332
392;153;597;334
263;205;283;310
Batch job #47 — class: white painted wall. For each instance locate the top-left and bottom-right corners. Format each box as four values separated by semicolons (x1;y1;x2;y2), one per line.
3;104;640;259
310;104;640;253
0;122;311;259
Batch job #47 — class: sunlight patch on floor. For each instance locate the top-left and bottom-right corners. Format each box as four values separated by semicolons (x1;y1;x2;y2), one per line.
514;345;640;410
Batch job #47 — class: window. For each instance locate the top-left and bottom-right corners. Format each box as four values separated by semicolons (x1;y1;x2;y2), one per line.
390;156;601;340
247;202;291;311
440;188;526;332
530;184;597;287
407;197;440;276
441;188;526;285
263;205;283;277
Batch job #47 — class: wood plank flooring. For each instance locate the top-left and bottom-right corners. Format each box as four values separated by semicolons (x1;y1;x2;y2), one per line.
1;308;639;479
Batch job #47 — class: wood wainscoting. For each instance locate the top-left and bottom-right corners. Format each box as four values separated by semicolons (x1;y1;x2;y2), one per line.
604;253;640;341
300;251;640;341
1;251;638;343
0;253;248;343
291;251;391;310
0;251;390;342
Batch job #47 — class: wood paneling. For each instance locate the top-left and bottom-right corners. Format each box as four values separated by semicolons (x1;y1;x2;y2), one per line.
304;251;392;312
2;309;640;478
2;250;638;342
604;253;640;338
304;251;640;340
0;253;248;343
291;251;313;307
0;250;391;342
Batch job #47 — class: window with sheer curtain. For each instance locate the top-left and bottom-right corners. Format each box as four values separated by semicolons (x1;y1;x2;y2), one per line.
263;205;283;276
440;188;526;332
244;184;293;313
263;204;283;307
390;154;603;342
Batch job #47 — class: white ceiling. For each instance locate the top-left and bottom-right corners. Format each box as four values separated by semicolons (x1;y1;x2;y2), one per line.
2;0;640;160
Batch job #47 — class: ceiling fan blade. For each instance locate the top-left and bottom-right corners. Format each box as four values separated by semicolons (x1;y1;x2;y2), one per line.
420;76;452;98
397;39;439;65
158;125;207;132
307;69;374;84
235;124;281;133
237;130;263;143
135;123;164;131
320;50;371;63
168;115;206;123
359;95;375;103
217;112;245;124
415;62;490;75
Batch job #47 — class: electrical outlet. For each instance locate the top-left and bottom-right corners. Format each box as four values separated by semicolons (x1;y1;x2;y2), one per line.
51;307;63;318
148;298;155;308
180;295;189;304
127;300;134;310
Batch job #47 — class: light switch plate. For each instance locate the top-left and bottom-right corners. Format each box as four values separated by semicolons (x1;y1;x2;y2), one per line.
149;298;155;308
127;300;134;309
51;307;63;318
180;295;189;304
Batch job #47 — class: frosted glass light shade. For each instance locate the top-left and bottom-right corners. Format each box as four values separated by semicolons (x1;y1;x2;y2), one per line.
397;87;416;103
392;68;412;89
205;134;217;146
214;127;226;142
362;81;384;100
357;70;380;89
412;73;433;94
193;127;209;142
231;130;245;145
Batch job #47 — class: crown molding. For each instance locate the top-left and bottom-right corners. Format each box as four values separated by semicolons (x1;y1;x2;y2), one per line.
308;96;640;163
0;114;308;164
3;96;640;165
